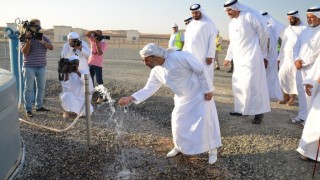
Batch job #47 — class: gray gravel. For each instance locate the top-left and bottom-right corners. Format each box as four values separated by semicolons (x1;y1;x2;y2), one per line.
3;46;317;179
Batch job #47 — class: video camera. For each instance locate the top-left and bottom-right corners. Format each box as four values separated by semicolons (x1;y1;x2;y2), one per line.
92;33;110;41
58;58;79;81
17;20;43;42
70;39;82;47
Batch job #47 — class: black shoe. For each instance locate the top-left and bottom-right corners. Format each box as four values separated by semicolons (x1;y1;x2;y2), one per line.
36;107;50;112
252;114;264;124
215;67;220;70
26;111;33;118
229;112;242;116
226;69;233;73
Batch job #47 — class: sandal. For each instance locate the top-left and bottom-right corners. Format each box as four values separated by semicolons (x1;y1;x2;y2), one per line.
297;122;305;129
300;154;316;162
288;117;303;124
229;112;243;116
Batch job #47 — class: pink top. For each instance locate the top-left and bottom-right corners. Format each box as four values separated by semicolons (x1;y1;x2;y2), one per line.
88;37;108;67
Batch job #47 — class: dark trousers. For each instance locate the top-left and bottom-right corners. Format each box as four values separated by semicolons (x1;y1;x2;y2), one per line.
89;65;103;85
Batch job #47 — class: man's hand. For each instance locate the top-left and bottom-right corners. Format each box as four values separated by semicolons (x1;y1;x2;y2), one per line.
264;59;268;69
25;31;33;39
75;70;81;77
206;58;213;65
204;92;213;101
295;60;303;70
223;60;230;67
118;96;134;106
305;84;313;96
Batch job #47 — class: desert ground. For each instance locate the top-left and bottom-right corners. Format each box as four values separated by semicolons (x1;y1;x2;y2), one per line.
0;41;319;179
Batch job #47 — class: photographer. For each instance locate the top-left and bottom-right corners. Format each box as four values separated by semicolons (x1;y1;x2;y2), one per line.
21;18;54;118
85;30;108;104
61;32;91;72
60;55;93;119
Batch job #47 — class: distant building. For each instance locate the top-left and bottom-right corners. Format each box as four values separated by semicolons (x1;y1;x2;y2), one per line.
53;25;72;42
126;30;139;41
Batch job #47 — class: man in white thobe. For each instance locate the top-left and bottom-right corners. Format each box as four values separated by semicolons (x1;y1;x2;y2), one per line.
61;32;91;72
261;11;285;101
278;10;307;106
291;6;320;125
297;52;320;162
223;0;270;124
118;43;222;164
183;3;217;82
60;55;93;118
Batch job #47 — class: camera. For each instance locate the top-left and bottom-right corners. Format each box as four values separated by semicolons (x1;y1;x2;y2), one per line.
58;58;79;80
70;39;82;47
17;20;43;42
92;33;110;41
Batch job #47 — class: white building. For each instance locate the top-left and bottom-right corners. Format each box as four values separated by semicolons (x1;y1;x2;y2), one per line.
126;30;139;41
53;25;72;42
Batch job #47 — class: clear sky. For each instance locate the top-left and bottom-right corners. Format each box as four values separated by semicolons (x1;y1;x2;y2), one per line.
1;0;318;39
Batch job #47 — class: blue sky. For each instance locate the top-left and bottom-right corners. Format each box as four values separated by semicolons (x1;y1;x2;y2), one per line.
1;0;318;39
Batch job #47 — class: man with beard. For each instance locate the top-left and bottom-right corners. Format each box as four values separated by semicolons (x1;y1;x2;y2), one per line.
223;0;270;124
118;43;222;164
297;50;320;162
183;3;218;82
291;6;320;127
278;11;307;107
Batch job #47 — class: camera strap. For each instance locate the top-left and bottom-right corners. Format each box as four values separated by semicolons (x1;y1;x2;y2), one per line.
58;72;64;81
73;48;78;56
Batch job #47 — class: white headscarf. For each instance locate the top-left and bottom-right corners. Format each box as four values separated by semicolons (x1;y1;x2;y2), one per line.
139;43;176;58
261;12;285;39
224;0;268;32
140;43;166;58
287;10;301;19
224;0;256;12
67;32;79;39
307;6;320;19
190;4;215;25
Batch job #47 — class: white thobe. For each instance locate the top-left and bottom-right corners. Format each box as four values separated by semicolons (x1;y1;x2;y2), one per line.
131;51;222;155
297;55;320;162
183;16;217;82
265;25;283;101
60;70;94;116
293;25;320;121
61;41;91;72
61;41;93;89
278;24;307;95
225;11;270;115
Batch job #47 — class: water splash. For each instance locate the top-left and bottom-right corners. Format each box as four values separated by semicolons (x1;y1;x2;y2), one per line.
94;85;135;178
94;85;128;116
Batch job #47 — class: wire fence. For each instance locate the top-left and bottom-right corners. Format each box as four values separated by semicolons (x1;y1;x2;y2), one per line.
0;36;170;69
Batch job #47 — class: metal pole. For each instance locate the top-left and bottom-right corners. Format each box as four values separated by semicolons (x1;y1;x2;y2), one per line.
84;74;92;147
4;27;24;105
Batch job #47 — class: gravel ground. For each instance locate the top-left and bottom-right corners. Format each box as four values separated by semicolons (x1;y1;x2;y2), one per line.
1;45;318;179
